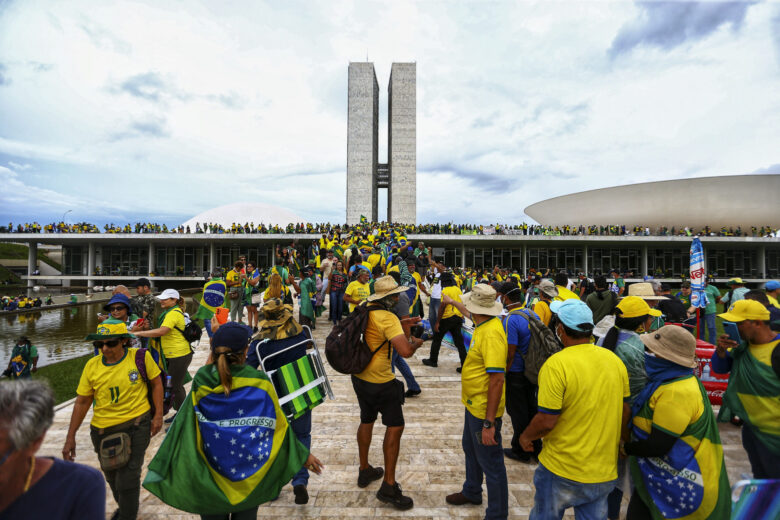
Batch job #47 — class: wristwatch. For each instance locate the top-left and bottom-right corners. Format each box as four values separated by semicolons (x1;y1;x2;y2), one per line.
482;419;494;429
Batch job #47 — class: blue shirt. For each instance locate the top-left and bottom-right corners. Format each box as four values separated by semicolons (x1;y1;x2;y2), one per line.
502;308;537;373
0;458;105;520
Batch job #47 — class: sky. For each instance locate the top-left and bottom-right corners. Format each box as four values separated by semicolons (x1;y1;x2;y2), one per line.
1;0;779;227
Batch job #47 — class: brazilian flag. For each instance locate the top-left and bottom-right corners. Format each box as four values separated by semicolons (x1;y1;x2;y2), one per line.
360;214;367;223
630;377;730;519
718;339;780;453
143;364;309;514
201;279;227;313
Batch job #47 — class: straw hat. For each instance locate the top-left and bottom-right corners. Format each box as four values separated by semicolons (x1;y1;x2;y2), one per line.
461;284;503;316
366;276;408;301
626;282;667;300
640;325;698;368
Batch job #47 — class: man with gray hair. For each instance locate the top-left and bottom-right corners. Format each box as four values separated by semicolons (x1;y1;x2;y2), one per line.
0;380;105;518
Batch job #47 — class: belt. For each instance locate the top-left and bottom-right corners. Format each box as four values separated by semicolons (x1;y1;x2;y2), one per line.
91;412;150;436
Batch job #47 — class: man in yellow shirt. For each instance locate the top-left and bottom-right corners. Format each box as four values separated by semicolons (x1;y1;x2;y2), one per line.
344;269;371;313
519;299;630;519
441;284;509;520
765;280;780;308
351;277;424;510
63;321;163;520
534;280;558;326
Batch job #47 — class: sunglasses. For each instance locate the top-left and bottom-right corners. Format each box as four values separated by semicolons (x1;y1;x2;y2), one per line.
93;339;122;349
106;305;127;312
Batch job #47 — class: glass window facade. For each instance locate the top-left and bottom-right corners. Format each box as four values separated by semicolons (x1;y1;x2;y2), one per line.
706;248;759;278
588;248;640;275
647;248;689;278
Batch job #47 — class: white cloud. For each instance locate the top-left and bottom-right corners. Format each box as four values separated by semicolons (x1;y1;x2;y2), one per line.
8;161;32;171
0;0;778;225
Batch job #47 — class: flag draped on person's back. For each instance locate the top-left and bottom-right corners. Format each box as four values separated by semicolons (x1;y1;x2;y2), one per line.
143;363;309;514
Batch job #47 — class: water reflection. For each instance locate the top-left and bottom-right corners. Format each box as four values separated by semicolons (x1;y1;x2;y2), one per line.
1;300;198;368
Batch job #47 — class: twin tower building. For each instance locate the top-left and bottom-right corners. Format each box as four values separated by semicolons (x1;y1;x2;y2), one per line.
346;62;416;225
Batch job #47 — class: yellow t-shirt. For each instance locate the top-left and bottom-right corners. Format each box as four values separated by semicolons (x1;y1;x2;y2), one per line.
750;338;780;367
440;286;464;320
632;376;703;437
537;343;630;483
388;264;400;274
367;253;384;270
555;285;581;301
768;294;779;309
161;309;192;358
77;348;161;428
461;317;508;420
534;300;552;326
355;309;404;384
226;269;240;286
345;281;371;312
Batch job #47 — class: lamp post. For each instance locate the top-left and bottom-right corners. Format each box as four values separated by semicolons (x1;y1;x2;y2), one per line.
62;209;72;223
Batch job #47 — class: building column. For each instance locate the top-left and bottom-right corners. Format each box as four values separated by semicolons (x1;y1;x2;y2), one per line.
148;243;155;287
209;242;216;274
27;242;37;297
522;244;527;275
583;245;588;276
461;243;466;269
87;242;96;291
272;244;276;267
758;245;766;279
641;245;648;278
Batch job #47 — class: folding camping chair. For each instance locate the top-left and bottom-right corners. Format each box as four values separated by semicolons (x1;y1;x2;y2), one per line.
253;325;334;420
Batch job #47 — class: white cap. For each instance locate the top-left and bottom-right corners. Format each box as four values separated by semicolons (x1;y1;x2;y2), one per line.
156;288;180;300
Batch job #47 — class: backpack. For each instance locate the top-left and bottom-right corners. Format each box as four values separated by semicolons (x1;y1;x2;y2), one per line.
134;348;173;416
325;303;392;374
508;309;562;385
170;308;202;345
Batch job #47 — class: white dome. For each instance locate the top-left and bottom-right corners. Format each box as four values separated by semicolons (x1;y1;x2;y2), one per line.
182;202;305;229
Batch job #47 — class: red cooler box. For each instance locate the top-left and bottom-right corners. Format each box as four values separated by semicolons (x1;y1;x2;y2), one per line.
694;340;729;406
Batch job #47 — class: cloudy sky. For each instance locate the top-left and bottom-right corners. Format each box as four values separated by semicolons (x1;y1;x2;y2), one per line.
1;0;779;226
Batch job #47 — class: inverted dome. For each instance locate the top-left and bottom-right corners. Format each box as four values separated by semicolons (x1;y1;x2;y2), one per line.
182;202;305;229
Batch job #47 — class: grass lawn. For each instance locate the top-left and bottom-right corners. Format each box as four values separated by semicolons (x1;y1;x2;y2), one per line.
33;354;91;404
0;242;62;272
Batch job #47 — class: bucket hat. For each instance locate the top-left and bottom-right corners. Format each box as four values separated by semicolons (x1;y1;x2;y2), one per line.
538;280;559;298
367;276;408;301
103;293;132;312
640;325;697;368
461;284;503;316
85;321;134;341
550;299;594;332
626;282;666;300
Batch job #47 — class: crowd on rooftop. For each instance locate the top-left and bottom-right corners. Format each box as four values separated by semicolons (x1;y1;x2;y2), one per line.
2;220;778;237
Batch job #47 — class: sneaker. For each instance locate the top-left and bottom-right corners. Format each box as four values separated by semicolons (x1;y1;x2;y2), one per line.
376;481;414;510
421;358;437;368
503;448;534;464
445;491;482;506
357;465;384;488
405;389;421;398
293;484;309;505
456;366;462;373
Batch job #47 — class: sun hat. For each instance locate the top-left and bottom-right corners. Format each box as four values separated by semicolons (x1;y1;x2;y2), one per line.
727;277;745;285
461;284;503;316
718;299;770;322
156;288;180;300
616;296;662;318
212;322;252;353
765;280;780;291
85;321;134;341
103;293;132;312
640;325;697;368
626;282;667;300
367;276;408;301
255;298;302;340
549;299;594;332
538;279;559;298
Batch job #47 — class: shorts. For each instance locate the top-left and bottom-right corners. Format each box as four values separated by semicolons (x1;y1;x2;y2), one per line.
350;376;405;427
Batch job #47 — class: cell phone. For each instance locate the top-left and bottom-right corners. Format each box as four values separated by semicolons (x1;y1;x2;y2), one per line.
723;321;741;344
475;431;497;446
215;307;229;325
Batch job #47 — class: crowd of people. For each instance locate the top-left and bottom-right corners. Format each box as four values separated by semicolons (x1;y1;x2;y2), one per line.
2;219;778;237
1;222;779;519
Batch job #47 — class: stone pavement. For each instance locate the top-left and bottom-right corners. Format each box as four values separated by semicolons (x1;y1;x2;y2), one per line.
39;308;751;519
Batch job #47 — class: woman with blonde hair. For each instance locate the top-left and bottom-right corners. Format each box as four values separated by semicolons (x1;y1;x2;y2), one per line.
143;322;323;520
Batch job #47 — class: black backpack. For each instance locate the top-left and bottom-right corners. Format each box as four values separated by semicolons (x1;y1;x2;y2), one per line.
170;308;202;345
325;303;391;374
508;309;562;385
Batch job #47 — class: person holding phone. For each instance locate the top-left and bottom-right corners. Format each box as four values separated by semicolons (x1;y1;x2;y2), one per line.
712;299;780;478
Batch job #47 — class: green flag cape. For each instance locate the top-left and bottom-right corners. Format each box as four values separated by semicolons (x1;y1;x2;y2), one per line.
717;338;780;453
630;377;730;520
143;364;309;514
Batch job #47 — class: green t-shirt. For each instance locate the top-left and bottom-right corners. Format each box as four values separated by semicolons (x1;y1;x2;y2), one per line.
704;284;720;314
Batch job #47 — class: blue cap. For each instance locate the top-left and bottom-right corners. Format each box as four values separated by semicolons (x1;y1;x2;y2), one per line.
103;293;132;311
549;299;594;331
212;322;252;352
766;280;780;291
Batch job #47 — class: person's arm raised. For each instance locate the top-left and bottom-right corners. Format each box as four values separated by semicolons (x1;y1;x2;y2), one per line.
390;333;423;358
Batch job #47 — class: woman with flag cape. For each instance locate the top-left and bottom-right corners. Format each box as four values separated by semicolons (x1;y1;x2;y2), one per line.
143;322;323;518
623;325;729;519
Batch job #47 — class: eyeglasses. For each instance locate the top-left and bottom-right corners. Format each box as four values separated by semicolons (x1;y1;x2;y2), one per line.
106;305;126;312
93;340;122;349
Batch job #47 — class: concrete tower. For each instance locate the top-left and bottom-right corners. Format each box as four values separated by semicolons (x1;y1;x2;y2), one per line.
346;62;416;224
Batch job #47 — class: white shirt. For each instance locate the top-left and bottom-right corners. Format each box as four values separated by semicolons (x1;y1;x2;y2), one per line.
430;269;442;299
